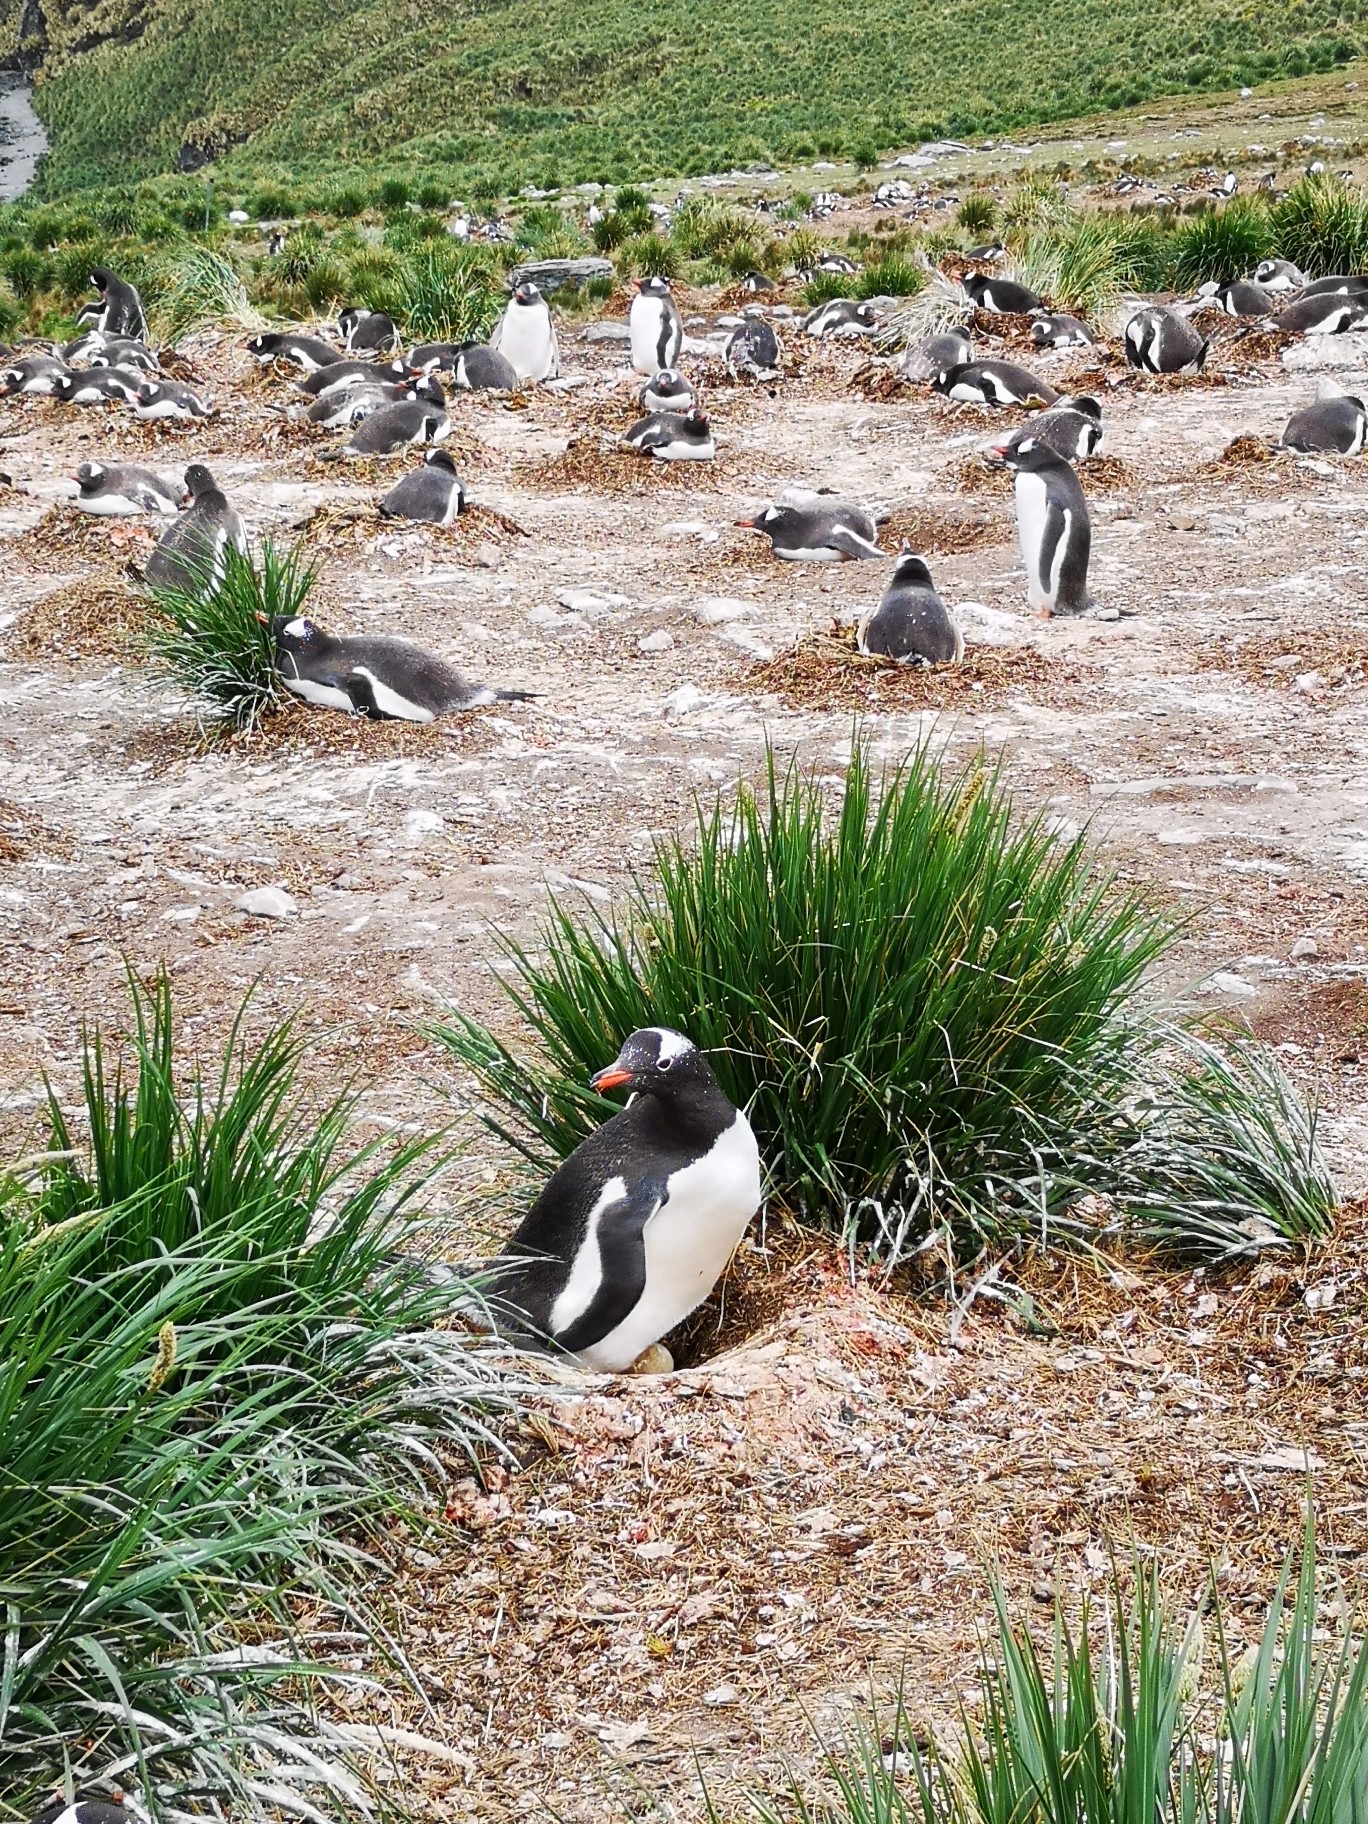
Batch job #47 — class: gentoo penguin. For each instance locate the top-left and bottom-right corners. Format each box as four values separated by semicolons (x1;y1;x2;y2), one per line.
305;381;408;427
482;1027;762;1373
1281;392;1368;455
639;368;694;413
329;393;451;458
814;253;858;275
30;1798;132;1824
299;359;398;397
900;328;971;381
1292;274;1368;300
245;331;339;371
622;408;715;460
89;338;160;373
132;377;211;421
145;464;247;595
1123;307;1208;374
857;554;963;664
401;341;467;375
267;229;288;257
338;307;399;353
453;345;520;391
1276;293;1368;336
725;312;780;379
0;355;69;396
736;489;881;560
628;275;684;375
1212;280;1272;316
74;461;182;515
1254;258;1307;293
966;241;1006;263
268;614;530;719
998;393;1103;464
379;448;467;524
88;267;148;340
52;368;142;405
963;272;1042;314
988;434;1091;618
492;282;559;382
740;271;776;293
1030;313;1095;349
802;298;879;339
62;327;110;363
932;360;1059;407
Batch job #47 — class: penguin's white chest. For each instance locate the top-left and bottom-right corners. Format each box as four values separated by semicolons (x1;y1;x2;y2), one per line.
1015;471;1050;595
576;1112;762;1373
499;305;556;380
629;299;676;374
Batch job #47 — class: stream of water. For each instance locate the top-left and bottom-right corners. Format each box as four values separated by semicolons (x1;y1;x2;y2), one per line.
0;70;47;200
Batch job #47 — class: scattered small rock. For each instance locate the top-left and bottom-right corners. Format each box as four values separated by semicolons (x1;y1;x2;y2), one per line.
235;886;297;920
694;597;754;625
1290;935;1319;960
637;629;675;654
703;1684;740;1708
665;683;704;717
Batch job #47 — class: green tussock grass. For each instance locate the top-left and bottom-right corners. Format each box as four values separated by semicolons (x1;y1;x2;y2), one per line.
5;0;1360;200
0;971;517;1818
432;744;1336;1262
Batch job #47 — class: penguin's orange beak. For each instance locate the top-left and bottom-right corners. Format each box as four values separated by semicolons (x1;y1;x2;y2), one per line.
255;611;270;625
734;516;758;529
591;1067;632;1092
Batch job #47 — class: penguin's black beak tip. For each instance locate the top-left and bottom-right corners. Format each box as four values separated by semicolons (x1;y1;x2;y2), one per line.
591;1066;632;1093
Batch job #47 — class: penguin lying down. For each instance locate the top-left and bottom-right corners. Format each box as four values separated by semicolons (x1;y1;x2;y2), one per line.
480;1028;763;1374
265;614;533;722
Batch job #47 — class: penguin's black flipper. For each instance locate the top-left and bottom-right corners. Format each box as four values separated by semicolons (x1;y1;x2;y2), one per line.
828;524;883;561
553;1178;666;1356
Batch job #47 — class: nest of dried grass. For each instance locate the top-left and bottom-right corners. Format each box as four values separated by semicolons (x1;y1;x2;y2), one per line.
15;580;152;660
747;622;1062;712
850;361;909;401
22;508;152;571
879;503;1010;556
1193;628;1368;690
1211;434;1279;469
516;435;739;494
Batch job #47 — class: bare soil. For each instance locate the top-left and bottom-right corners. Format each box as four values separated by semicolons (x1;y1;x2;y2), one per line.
3;291;1368;1817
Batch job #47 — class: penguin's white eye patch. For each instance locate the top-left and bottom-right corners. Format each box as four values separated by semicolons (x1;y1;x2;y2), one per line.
283;617;308;637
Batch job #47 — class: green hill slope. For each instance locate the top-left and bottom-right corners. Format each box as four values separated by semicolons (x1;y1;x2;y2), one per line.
5;0;1366;197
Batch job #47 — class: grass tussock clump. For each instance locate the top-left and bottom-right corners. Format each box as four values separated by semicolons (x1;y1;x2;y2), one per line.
0;972;515;1818
434;745;1335;1262
145;537;315;730
743;1524;1368;1824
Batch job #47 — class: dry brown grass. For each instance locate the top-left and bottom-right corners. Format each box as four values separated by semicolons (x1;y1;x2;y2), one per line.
746;623;1075;711
15;579;154;659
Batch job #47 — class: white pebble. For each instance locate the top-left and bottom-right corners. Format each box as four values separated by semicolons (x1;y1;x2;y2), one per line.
1290;935;1319;960
235;886;298;920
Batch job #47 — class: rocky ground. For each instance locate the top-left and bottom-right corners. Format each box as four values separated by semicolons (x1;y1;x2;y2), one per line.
2;288;1367;1817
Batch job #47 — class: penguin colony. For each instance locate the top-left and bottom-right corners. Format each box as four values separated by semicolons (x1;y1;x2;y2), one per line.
9;244;1368;1377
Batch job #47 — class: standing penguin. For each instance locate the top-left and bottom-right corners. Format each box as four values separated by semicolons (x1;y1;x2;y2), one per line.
378;448;467;523
857;554;963;664
482;1028;762;1373
1123;307;1208;374
267;615;531;719
144;464;247;595
88;267;148;340
492;282;559;382
989;434;1092;617
628;276;684;375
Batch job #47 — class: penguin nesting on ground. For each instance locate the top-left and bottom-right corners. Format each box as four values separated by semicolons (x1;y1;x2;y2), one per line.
1281;392;1368;455
0;355;69;396
482;1028;762;1374
74;461;182;515
900;328;971;381
1123;307;1209;374
857;554;963;664
725;312;780;379
1212;280;1272;316
268;615;530;720
628;276;684;375
329;392;451;458
932;360;1059;407
1254;258;1307;293
88;266;148;340
813;253;857;275
621;408;714;461
962;272;1042;314
145;464;247;595
402;341;468;375
736;489;880;560
492;282;559;382
300;359;398;397
31;1798;133;1824
245;331;339;371
305;380;416;428
987;433;1092;618
378;448;467;524
133;377;211;421
802;298;879;339
994;394;1102;465
338;307;399;353
62;327;110;363
89;338;160;373
1293;274;1368;300
453;345;520;392
1030;313;1095;349
1276;292;1368;336
740;271;776;293
639;368;695;413
53;368;142;405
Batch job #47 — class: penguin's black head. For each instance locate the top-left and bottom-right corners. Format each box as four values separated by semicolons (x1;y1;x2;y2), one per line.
338;307;361;332
424;447;458;472
636;275;671;295
512;282;541;306
90;266;114;293
962;273;989;301
51;372;74;397
683;409;711;432
75;461;103;489
1029;319;1052;345
1063;394;1103;423
183;462;217;500
591;1028;710;1098
854;303;878;325
268;614;322;654
891;552;935;588
134;378;161;403
412;374;445;405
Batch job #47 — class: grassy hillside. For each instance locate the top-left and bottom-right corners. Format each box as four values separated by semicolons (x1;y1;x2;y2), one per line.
4;0;1366;199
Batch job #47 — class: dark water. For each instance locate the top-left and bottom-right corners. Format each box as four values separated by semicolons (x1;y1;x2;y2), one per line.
0;71;47;200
